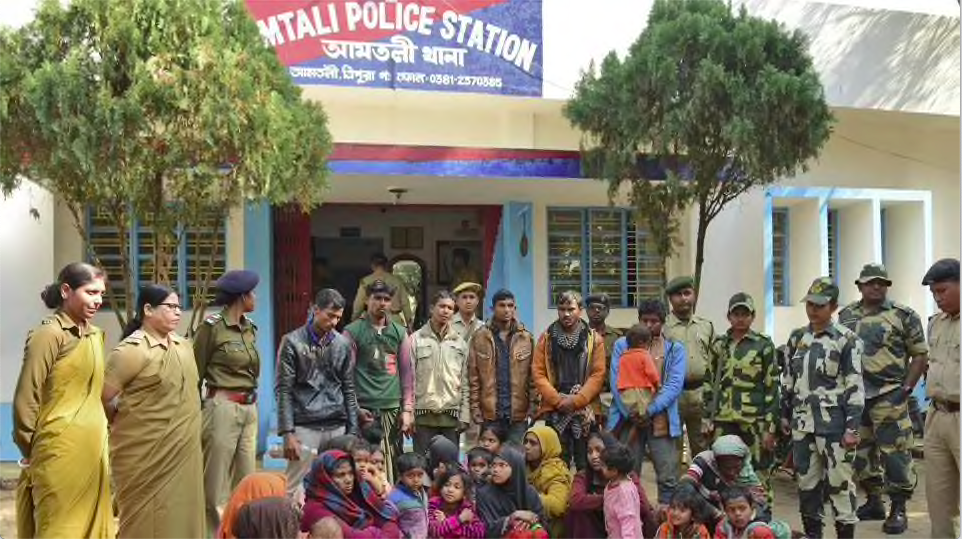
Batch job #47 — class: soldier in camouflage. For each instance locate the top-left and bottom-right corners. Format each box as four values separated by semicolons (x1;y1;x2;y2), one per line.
838;263;928;535
703;293;778;493
781;277;864;539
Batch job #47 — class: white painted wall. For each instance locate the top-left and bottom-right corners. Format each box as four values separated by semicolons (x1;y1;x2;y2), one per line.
0;181;55;401
836;200;876;306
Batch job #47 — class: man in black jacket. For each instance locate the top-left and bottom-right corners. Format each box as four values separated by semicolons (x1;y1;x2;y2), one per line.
275;288;359;500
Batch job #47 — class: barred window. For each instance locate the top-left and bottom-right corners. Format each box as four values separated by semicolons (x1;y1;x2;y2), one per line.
547;208;662;307
772;208;789;306
828;209;839;283
85;208;226;310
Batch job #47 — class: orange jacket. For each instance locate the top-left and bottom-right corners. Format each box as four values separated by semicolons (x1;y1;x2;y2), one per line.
532;326;606;417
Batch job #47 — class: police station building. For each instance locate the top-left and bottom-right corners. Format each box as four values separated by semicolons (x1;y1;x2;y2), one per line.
1;0;959;459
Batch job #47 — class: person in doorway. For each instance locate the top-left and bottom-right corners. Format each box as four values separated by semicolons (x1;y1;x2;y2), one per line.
608;298;687;507
837;263;928;534
276;288;360;503
781;277;864;539
664;276;716;466
13;263;114;539
702;293;778;497
195;269;262;534
344;279;415;484
532;290;606;470
451;282;484;345
352;253;413;328
468;289;536;446
103;284;204;538
920;258;961;539
451;248;481;292
402;290;471;454
585;293;624;425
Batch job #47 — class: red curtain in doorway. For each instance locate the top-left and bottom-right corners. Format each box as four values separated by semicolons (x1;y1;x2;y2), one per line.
481;206;502;286
274;204;312;347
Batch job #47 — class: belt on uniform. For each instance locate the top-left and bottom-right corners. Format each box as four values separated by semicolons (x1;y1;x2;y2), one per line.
207;387;257;405
932;399;960;413
684;379;704;390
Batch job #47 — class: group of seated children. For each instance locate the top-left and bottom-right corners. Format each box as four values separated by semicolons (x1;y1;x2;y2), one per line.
221;340;786;539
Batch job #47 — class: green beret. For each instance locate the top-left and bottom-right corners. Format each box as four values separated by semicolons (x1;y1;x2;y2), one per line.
665;276;695;296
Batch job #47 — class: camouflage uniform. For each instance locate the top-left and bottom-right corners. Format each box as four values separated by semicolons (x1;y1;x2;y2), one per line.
705;328;778;476
782;279;865;530
838;298;927;501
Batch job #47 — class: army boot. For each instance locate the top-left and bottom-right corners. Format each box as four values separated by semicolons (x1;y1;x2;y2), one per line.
834;522;855;539
802;517;823;539
882;498;908;535
856;494;886;520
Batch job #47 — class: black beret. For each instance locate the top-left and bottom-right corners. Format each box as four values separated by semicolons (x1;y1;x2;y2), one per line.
215;270;259;295
585;293;611;308
922;258;960;285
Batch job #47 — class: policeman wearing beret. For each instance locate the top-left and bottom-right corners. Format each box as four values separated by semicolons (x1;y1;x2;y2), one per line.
193;270;261;534
921;258;961;539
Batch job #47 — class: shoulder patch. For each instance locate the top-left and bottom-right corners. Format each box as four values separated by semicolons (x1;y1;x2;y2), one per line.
41;317;54;325
892;302;918;316
204;312;223;326
121;329;146;345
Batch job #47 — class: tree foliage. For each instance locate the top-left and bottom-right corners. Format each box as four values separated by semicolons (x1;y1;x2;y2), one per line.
564;0;833;299
1;0;332;330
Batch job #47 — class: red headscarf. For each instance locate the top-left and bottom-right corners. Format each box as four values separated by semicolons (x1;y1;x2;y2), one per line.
303;450;398;530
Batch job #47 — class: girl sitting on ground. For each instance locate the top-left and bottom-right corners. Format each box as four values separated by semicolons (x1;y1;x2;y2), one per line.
427;468;485;538
655;483;713;539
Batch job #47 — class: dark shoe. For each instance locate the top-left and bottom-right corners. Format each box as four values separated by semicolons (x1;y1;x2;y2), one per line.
856;494;887;521
835;523;855;539
883;499;908;535
802;517;823;539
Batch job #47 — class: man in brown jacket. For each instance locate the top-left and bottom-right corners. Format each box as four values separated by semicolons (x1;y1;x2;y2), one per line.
468;289;536;445
532;290;606;469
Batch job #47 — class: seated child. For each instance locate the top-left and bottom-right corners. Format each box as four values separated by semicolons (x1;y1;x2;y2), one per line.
618;324;668;437
655;483;712;539
387;453;430;539
351;439;388;498
372;448;393;497
714;486;790;539
478;422;508;455
466;447;493;487
428;467;486;538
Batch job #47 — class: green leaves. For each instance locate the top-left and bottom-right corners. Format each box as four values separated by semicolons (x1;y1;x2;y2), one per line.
564;0;833;293
2;0;332;327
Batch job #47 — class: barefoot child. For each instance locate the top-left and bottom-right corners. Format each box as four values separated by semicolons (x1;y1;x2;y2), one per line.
428;468;486;538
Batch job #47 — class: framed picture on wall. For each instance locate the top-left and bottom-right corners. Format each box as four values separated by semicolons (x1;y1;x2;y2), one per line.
436;240;483;287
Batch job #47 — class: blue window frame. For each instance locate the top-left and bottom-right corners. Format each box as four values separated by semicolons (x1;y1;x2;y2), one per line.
86;208;226;310
772;208;790;306
546;207;661;308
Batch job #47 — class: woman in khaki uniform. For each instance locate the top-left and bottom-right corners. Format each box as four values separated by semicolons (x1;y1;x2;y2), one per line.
102;284;204;538
194;270;262;533
13;262;114;538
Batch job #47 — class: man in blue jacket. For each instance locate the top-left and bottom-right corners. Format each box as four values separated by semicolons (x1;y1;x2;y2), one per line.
608;298;687;506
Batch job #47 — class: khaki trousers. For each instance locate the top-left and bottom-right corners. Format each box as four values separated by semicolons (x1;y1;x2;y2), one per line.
202;396;257;536
676;387;707;465
925;408;960;538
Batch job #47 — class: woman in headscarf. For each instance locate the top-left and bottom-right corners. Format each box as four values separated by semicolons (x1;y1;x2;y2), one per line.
232;497;300;539
217;472;287;539
565;431;657;539
680;434;770;529
102;284;204;538
523;426;572;537
476;446;547;538
427;434;461;482
301;450;401;539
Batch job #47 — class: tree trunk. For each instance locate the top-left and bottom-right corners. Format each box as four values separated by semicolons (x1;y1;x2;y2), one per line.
693;193;711;314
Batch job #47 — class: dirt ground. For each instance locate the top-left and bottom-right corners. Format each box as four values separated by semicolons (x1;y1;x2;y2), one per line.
0;459;943;538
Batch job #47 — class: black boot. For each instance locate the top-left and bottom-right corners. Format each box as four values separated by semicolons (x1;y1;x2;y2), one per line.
802;517;823;539
835;522;855;539
882;498;909;535
856;494;886;521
